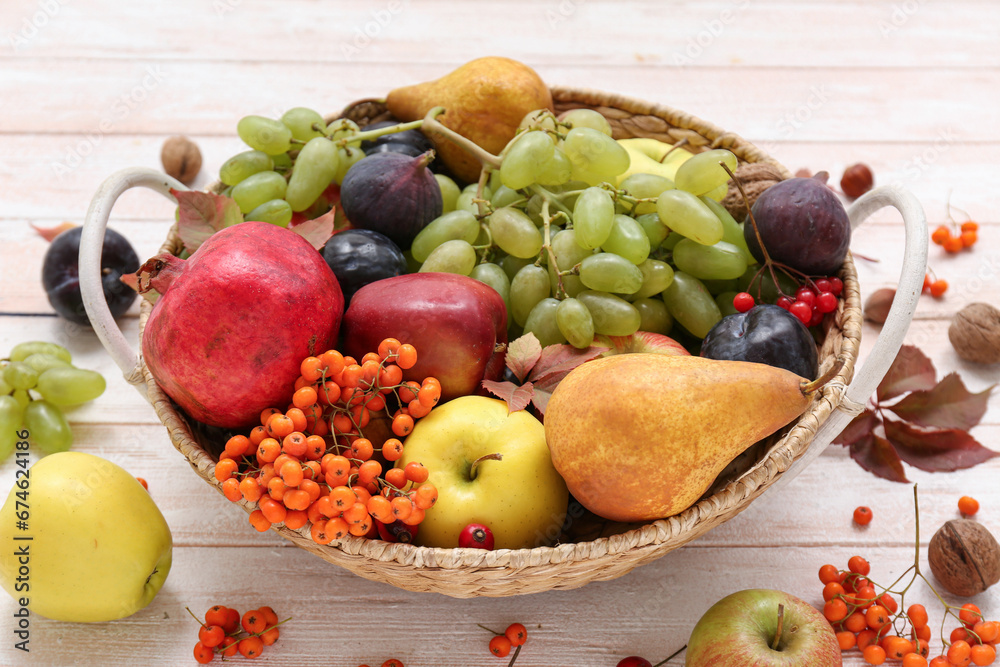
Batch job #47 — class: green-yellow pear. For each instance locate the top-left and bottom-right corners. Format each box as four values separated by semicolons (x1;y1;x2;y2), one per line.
544;353;824;522
386;57;554;184
396;395;568;549
0;452;172;622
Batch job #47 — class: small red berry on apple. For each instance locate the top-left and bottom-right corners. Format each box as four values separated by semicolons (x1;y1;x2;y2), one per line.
459;523;495;550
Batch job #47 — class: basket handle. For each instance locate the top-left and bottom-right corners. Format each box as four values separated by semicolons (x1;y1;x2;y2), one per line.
765;183;928;494
80;166;190;400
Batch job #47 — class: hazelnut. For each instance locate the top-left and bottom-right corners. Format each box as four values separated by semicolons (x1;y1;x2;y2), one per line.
948;302;1000;364
161;135;202;185
841;163;874;199
928;519;1000;597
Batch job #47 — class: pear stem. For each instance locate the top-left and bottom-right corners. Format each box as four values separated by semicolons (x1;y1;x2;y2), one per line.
469;453;502;480
800;356;845;396
771;604;785;650
421;106;502;169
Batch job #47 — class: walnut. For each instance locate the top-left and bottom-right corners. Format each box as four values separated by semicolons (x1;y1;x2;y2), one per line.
928;519;1000;597
720;162;784;222
948;303;1000;364
160;135;202;185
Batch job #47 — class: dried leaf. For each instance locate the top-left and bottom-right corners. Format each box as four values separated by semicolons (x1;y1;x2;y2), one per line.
886;373;994;431
883;419;999;473
877;344;937;401
528;342;609;389
173;189;242;254
505;334;543;383
833;409;909;482
289;208;336;250
481;380;534;414
31;221;77;242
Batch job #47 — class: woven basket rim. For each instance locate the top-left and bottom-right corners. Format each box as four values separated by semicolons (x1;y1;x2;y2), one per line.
139;85;861;597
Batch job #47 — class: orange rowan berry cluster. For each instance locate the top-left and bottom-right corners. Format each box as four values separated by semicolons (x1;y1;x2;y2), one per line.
190;604;288;663
481;622;528;664
819;557;998;666
212;338;439;546
922;272;949;299
355;660;405;667
931;220;978;254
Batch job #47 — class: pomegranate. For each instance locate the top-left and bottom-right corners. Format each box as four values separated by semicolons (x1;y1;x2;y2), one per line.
133;222;343;429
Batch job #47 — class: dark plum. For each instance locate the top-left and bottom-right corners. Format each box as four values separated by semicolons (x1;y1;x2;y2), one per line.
700;304;818;380
42;226;139;326
745;176;851;276
321;229;407;304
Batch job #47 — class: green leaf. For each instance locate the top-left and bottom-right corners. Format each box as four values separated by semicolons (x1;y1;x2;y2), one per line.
504;333;543;383
173;189;243;255
883;418;999;473
481;379;534;414
885;373;994;431
877;344;937;401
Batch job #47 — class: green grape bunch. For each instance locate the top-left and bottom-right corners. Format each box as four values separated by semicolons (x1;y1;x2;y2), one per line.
0;341;107;460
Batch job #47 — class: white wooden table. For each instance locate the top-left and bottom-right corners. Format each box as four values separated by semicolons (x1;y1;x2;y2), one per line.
1;1;998;665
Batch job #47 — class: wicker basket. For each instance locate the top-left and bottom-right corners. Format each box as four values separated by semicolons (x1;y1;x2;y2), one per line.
80;87;928;598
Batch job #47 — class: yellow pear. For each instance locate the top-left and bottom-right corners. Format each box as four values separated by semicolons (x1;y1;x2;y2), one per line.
386;57;553;184
544;353;821;522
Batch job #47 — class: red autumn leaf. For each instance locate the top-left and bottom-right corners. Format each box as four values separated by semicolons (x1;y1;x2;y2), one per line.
528;342;608;389
481;380;534;414
883;418;999;473
504;334;543;383
173;188;243;254
877;344;937;401
885;373;994;431
834;409;909;482
289;208;336;250
530;386;553;416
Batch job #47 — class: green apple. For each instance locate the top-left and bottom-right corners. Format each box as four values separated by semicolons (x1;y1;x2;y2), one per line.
396;395;568;550
0;452;172;622
685;589;842;666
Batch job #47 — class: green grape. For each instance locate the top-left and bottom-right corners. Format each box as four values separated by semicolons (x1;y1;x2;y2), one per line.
672;238;749;280
632;259;675;299
702;277;741;295
418;239;477;276
489;207;543;259
661;230;685;251
703;181;728;202
636;213;669;247
499;254;534;282
620;173;674;215
0;375;11;396
454;191;479;215
333;146;364;185
21;353;72;374
662;271;722;338
327;118;361;145
579;253;643;294
272;152;293;170
602;215;650;265
245;199;293;227
24;400;72;455
548;229;590;298
518;109;559;135
555;297;595;349
632;297;674;335
490;185;522;210
674;148;738;196
535;148;573;187
559;108;613;136
500;131;555;190
285;137;339;212
280;107;327;142
562;128;631;186
232;170;288;214
655;189;724;246
701;196;753;263
3;362;38;391
523;298;566;348
36;367;106;406
435;174;461;213
573;187;616;249
0;395;24;460
11;390;29;411
10;341;71;363
463;181;493;199
510;264;551;326
576;290;641;336
470;262;512;307
715;291;741;317
411;210;481;263
237;115;294;155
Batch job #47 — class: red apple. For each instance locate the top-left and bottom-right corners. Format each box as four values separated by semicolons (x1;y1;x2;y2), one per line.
685;589;841;666
595;331;690;357
342;272;507;402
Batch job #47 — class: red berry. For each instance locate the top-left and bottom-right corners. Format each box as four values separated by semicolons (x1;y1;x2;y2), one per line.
489;635;512;657
795;287;816;308
853;506;873;526
828;276;843;295
458;523;494;550
776;295;794;310
194;642;215;664
789;300;812;324
958;495;980;516
732;291;755;313
814;278;832;293
816;291;838;313
617;658;653;667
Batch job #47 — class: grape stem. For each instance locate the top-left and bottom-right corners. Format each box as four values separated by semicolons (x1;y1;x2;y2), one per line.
420;107;502;169
539;197;567;299
336;117;426;148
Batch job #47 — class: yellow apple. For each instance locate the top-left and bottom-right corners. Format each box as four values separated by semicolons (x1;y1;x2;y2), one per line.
0;452;172;622
615;137;694;185
396;396;568;550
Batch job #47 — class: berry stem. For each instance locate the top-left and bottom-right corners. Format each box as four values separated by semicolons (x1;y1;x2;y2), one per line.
507;643;522;667
184;606;209;629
